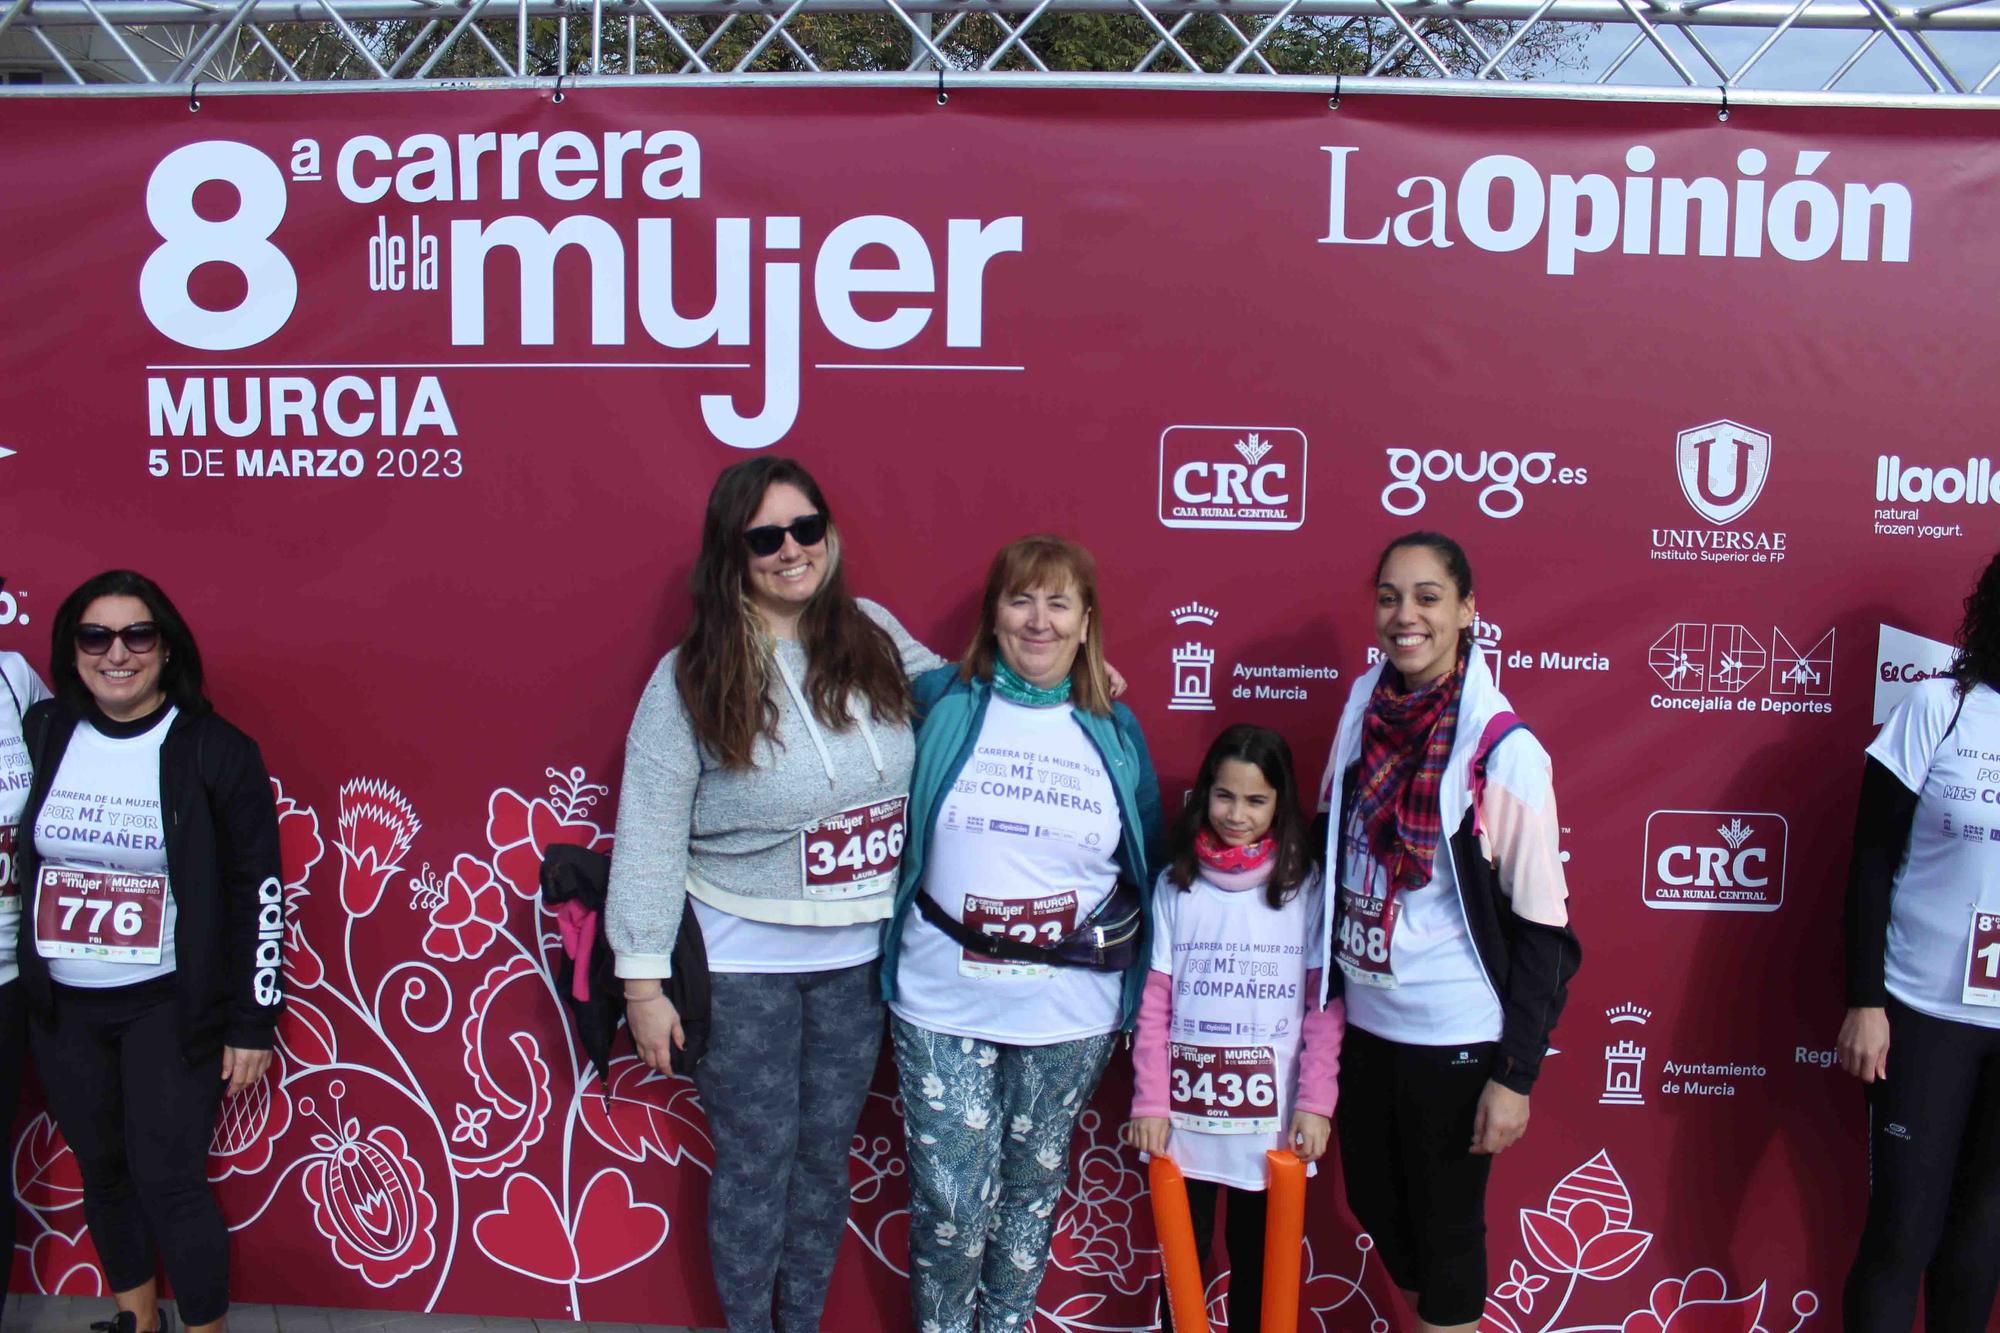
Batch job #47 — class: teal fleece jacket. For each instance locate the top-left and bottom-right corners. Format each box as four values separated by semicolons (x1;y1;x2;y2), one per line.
879;665;1165;1030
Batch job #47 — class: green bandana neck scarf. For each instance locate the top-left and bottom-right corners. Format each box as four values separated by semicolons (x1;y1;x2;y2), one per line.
992;657;1073;708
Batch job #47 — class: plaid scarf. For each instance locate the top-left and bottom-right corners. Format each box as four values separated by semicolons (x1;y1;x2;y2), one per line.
1353;655;1464;898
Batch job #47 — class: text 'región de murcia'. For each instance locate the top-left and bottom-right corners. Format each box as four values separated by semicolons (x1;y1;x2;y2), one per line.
1321;145;1912;276
138;132;1025;450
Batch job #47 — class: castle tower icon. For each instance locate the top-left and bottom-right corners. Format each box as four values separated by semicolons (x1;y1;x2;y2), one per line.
1168;602;1219;712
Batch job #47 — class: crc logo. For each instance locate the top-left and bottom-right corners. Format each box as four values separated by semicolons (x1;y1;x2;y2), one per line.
1159;426;1307;531
1642;811;1788;911
1677;420;1771;525
1381;448;1587;520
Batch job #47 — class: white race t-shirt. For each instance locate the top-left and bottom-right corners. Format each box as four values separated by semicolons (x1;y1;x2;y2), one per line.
891;698;1123;1044
1153;866;1323;1190
32;707;180;987
1337;806;1503;1046
1867;678;2000;1028
0;653;53;986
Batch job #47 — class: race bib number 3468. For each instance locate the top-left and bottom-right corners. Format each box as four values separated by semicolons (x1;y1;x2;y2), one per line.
1169;1043;1280;1133
34;866;168;964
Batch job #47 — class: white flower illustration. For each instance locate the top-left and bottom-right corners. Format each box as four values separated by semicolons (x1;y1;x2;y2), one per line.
1010;1114;1034;1137
1036;1146;1063;1172
965;1105;991;1131
922;1073;946;1100
975;1047;998;1068
935;1221;959;1243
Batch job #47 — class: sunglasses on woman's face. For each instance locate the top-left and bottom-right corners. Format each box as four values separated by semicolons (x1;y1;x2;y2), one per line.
741;513;828;558
76;623;162;656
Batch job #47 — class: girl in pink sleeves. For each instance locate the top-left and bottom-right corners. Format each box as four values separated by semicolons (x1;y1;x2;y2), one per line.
1125;723;1343;1332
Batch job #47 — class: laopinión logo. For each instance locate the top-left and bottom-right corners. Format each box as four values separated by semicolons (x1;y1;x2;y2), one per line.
1379;448;1587;519
1651;420;1789;564
1642;811;1788;911
1647;622;1833;715
1872;455;2000;541
1873;623;1956;724
1164;601;1339;710
1158;427;1307;531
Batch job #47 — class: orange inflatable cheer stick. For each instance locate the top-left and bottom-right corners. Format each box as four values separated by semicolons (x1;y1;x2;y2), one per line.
1263;1149;1308;1333
1149;1154;1213;1333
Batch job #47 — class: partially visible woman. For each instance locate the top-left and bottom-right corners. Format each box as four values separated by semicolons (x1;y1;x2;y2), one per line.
15;571;283;1333
606;457;942;1333
1838;548;2000;1333
880;534;1162;1333
0;647;52;1331
1320;531;1579;1333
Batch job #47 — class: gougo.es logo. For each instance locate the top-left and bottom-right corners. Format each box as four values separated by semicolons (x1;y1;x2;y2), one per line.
1380;447;1588;519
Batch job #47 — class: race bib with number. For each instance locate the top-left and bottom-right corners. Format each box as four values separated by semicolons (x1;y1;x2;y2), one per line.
0;825;17;905
801;795;907;900
1964;909;2000;1008
1336;887;1401;989
34;865;168;963
959;889;1077;979
1169;1043;1281;1133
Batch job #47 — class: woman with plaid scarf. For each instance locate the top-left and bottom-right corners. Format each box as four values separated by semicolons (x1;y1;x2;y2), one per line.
1317;531;1582;1333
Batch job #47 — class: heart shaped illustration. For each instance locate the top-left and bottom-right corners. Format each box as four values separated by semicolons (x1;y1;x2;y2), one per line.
472;1173;578;1284
572;1169;670;1283
31;1228;103;1295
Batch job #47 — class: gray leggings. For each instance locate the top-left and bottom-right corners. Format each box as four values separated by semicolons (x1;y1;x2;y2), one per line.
692;962;885;1333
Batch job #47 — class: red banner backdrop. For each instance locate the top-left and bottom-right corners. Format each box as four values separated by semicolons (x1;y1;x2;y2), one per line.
1;85;1996;1330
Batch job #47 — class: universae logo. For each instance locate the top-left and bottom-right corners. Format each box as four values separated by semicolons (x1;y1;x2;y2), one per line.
1677;421;1771;525
1159;426;1308;531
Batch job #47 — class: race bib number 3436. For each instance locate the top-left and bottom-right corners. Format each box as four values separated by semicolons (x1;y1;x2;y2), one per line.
34;866;168;964
801;796;907;900
1169;1043;1280;1133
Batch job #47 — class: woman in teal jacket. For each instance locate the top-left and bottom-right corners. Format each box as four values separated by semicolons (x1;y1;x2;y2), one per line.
881;534;1161;1333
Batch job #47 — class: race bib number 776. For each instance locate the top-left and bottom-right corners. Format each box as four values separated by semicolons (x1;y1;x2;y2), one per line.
34;865;168;964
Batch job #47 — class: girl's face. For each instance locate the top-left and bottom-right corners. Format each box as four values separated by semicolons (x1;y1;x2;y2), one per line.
1207;758;1278;847
1374;544;1473;690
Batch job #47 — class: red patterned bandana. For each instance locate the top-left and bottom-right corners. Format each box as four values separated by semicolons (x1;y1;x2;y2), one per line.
1195;827;1275;874
1354;655;1464;897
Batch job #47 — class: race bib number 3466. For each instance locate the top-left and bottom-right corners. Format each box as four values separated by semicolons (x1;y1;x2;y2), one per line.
0;826;18;904
34;866;168;964
801;796;907;900
1169;1043;1280;1133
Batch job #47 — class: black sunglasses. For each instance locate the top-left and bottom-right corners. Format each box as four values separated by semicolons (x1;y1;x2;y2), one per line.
742;513;828;558
76;622;162;656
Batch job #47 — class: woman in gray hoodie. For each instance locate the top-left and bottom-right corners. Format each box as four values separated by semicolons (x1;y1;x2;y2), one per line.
606;456;941;1333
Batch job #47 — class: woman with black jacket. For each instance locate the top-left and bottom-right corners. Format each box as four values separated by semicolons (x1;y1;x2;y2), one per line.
14;570;282;1333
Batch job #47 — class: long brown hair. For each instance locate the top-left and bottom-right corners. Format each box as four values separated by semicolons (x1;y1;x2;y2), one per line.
676;458;912;768
957;535;1113;716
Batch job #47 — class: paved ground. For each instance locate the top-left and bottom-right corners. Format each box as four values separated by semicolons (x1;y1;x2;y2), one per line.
2;1296;713;1332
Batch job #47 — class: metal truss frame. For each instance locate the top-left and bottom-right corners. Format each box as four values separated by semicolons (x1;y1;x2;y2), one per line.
0;0;1995;103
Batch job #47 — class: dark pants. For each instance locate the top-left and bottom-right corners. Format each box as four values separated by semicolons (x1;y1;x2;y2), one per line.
1335;1025;1496;1327
1160;1179;1270;1333
1843;998;2000;1333
30;978;228;1325
692;963;885;1333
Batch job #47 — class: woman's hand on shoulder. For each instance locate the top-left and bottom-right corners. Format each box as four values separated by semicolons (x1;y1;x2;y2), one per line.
1289;1110;1332;1163
625;985;686;1073
1837;1006;1890;1082
1105;661;1128;699
1123;1116;1170;1156
1471;1081;1530;1154
221;1046;273;1097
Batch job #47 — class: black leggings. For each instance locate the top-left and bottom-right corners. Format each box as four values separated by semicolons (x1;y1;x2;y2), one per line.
1336;1026;1496;1327
1160;1178;1270;1333
1843;999;2000;1333
30;978;228;1325
0;980;26;1331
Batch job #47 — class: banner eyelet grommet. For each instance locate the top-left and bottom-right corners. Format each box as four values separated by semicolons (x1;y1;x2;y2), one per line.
936;67;948;106
1717;86;1729;121
188;79;201;112
552;71;566;103
1329;74;1341;110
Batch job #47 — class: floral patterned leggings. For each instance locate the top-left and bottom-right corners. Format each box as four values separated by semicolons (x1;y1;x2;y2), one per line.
891;1016;1117;1333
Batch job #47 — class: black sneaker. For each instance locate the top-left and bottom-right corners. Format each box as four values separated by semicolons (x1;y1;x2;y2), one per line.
89;1310;174;1333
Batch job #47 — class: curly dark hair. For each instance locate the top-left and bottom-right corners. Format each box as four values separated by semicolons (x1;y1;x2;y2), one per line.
1951;549;2000;696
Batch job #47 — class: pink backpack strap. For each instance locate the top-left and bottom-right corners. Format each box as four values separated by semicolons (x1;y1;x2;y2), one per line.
1469;711;1525;838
